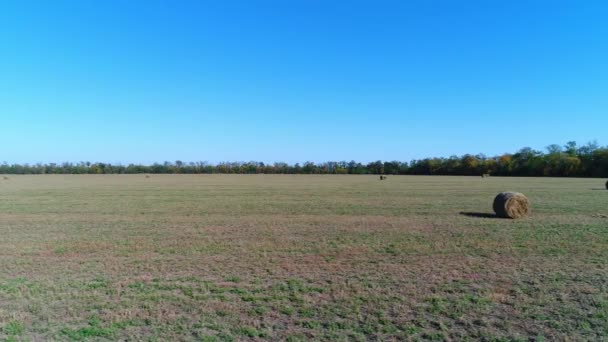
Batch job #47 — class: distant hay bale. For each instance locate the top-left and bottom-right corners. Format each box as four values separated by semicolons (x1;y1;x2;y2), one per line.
493;192;530;219
2;176;8;180
379;175;387;180
145;175;150;178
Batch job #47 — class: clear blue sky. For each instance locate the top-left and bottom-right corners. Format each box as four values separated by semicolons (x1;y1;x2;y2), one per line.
1;1;606;164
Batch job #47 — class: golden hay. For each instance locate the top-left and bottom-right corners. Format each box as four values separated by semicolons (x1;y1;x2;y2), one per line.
493;192;530;219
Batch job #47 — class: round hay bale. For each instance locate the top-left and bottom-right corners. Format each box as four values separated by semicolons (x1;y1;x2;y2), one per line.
493;192;530;219
605;180;608;190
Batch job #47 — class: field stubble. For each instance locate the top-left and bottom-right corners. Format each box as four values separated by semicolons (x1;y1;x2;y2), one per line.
0;175;606;340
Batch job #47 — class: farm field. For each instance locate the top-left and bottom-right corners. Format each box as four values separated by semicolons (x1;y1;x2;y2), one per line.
0;175;607;341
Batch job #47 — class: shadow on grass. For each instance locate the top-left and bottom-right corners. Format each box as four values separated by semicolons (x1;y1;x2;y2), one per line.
591;188;607;191
459;212;500;219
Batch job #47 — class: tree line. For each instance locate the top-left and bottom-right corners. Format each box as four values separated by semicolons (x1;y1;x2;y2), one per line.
2;141;607;177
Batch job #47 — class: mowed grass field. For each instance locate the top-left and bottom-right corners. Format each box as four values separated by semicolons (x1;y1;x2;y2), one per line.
0;175;607;341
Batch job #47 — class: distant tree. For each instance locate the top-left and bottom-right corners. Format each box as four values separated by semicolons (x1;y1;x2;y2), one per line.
460;155;479;176
1;140;606;178
546;144;563;155
564;141;577;156
366;160;384;174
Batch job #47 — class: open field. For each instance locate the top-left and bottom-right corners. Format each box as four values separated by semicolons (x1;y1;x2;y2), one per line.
0;175;607;341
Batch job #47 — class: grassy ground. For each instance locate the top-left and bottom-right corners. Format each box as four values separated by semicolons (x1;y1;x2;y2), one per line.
0;174;606;341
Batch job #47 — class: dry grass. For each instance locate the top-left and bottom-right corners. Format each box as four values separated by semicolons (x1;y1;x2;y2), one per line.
0;175;607;340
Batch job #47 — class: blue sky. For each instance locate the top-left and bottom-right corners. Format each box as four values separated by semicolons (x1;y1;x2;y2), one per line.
1;0;606;164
